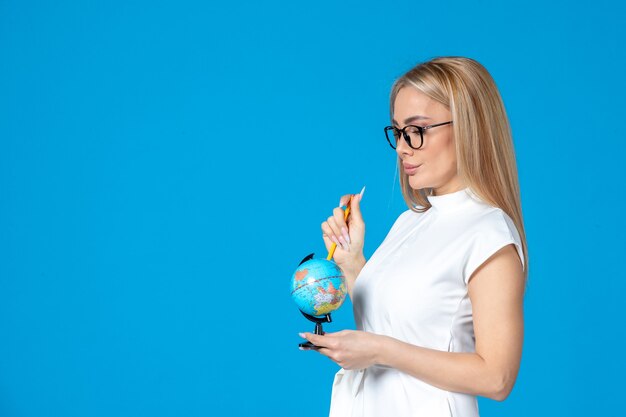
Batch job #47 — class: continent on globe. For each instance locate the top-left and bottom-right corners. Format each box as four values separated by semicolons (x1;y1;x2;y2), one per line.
313;281;345;316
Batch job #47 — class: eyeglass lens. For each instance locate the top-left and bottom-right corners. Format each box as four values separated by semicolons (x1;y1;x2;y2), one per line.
387;126;422;149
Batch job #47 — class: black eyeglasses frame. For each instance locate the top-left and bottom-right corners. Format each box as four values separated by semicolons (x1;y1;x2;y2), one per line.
384;121;453;150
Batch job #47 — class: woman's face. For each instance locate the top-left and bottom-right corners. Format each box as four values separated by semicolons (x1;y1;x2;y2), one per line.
393;86;464;195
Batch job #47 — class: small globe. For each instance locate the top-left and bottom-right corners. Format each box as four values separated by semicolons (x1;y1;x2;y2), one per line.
291;258;347;317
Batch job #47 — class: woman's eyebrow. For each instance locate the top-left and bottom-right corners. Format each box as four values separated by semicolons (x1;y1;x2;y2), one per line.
392;115;432;126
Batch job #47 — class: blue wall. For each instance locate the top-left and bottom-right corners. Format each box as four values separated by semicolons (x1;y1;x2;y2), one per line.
1;0;624;415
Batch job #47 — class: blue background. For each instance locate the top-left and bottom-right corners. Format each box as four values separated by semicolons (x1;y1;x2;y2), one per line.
1;0;625;416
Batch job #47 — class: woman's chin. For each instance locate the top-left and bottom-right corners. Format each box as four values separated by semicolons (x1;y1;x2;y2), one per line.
408;176;426;190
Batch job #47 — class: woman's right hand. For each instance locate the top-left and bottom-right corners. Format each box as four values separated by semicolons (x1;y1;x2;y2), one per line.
321;192;365;269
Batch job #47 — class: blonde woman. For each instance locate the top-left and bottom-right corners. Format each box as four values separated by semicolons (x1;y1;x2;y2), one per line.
299;56;528;416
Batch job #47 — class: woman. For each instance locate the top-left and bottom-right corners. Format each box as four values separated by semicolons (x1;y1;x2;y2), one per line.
299;56;528;417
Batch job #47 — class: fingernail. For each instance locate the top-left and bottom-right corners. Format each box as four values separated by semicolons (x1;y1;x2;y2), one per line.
339;236;349;251
341;227;351;244
331;235;340;245
299;332;305;338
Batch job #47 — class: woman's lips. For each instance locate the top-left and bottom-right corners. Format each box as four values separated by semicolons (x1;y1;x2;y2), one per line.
404;164;421;175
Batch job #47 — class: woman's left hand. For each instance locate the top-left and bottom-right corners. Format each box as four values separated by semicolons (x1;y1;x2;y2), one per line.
299;330;383;370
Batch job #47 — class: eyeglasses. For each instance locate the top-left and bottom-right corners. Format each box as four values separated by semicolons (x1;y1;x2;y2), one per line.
384;121;453;150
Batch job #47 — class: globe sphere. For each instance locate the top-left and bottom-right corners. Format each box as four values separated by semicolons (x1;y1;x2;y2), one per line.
291;258;347;317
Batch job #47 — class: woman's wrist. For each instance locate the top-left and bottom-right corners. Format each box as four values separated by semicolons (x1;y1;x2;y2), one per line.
341;253;366;282
339;253;366;299
373;334;393;367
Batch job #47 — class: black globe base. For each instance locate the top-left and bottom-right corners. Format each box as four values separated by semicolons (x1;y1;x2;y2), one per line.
298;311;332;350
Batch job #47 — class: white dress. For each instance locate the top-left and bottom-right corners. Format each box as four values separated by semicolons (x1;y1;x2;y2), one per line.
328;187;525;417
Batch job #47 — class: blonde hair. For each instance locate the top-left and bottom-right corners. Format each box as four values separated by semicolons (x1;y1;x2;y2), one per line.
390;56;529;280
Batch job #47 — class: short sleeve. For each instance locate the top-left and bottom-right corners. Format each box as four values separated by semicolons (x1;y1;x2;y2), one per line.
463;210;525;285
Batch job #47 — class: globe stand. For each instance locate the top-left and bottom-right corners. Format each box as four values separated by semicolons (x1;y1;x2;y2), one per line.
298;311;332;350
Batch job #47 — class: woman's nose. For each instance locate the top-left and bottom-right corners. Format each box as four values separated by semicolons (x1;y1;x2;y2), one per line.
395;134;414;156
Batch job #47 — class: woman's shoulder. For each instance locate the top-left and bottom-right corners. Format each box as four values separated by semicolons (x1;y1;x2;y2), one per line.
463;202;522;247
467;200;517;229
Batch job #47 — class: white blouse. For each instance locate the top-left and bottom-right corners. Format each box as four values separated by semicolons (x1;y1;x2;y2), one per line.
328;187;525;417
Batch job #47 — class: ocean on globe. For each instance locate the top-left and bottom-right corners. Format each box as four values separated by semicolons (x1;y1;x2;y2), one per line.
291;258;347;317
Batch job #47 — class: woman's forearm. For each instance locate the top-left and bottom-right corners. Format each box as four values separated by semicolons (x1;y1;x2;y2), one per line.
376;336;513;401
342;253;366;300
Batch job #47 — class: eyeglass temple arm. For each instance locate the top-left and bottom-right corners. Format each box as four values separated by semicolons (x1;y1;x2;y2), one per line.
423;121;453;131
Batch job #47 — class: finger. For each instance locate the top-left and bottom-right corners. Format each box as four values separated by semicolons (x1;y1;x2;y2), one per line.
322;223;340;251
321;232;334;251
326;216;341;237
300;332;329;348
332;207;351;248
326;216;346;250
332;206;348;230
322;222;334;240
316;347;334;358
347;191;364;229
338;194;352;208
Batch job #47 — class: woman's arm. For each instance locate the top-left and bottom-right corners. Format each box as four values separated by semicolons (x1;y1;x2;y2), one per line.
376;244;525;401
342;253;367;300
301;243;525;401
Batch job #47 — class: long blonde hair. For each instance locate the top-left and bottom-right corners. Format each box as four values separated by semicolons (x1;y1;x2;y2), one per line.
390;56;529;280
